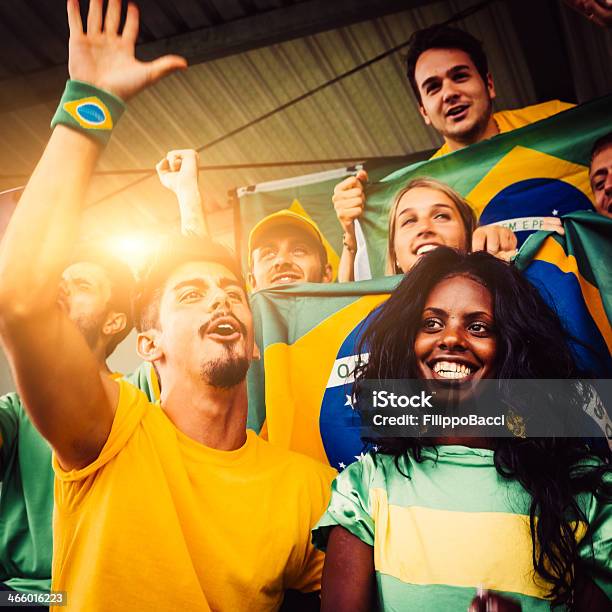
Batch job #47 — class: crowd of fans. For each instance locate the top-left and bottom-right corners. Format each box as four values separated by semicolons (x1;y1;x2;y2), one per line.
0;1;610;611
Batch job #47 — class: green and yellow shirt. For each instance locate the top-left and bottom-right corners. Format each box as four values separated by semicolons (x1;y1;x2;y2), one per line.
313;446;611;611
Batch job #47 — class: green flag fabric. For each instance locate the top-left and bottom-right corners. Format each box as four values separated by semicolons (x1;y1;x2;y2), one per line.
239;97;611;279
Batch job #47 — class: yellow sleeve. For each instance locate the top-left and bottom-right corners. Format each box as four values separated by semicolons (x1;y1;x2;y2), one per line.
52;380;148;511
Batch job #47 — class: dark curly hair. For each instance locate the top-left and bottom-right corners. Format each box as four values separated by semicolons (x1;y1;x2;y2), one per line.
353;247;611;608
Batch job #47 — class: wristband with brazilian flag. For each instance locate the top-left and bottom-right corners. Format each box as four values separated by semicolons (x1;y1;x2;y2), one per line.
51;80;125;145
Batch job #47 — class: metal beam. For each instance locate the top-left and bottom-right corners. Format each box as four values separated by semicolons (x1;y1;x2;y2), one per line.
0;0;438;112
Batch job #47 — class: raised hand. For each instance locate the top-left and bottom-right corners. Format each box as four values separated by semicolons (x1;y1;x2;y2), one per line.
333;170;368;233
67;0;187;100
156;149;200;196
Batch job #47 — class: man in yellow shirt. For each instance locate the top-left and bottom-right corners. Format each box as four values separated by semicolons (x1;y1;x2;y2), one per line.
405;25;574;158
333;25;570;272
0;1;334;611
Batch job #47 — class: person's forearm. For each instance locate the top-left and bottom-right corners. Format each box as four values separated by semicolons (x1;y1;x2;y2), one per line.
337;246;356;283
0;125;100;313
336;224;358;283
177;186;208;237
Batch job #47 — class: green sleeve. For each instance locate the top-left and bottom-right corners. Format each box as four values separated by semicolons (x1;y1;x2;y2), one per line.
0;393;20;473
312;455;376;551
578;471;612;600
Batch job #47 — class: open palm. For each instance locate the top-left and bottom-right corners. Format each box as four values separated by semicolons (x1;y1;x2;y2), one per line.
67;0;186;101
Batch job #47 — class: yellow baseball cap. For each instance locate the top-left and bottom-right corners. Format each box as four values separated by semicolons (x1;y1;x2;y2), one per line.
247;210;326;267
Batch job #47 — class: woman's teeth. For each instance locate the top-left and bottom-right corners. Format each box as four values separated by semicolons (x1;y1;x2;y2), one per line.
433;361;473;379
416;244;438;256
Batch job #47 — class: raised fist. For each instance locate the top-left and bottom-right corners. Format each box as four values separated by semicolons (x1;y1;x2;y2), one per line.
156;149;200;196
332;169;368;236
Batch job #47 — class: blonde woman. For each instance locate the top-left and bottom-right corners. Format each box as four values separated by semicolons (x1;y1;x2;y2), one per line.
333;170;516;282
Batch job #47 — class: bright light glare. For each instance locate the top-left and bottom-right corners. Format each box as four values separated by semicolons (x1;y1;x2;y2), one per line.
107;234;157;273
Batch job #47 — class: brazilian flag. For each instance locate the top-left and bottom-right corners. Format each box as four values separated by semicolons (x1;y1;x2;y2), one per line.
238;96;611;279
247;275;397;468
515;211;612;379
248;214;612;470
237;161;409;281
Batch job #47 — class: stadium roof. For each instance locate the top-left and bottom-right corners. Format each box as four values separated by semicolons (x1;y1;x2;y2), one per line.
0;0;609;248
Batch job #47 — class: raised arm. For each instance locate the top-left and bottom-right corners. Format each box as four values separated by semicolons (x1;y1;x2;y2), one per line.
332;170;368;282
0;0;185;470
156;149;208;237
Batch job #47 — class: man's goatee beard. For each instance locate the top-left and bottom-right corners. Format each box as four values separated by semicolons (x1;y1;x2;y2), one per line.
201;355;250;389
74;316;105;352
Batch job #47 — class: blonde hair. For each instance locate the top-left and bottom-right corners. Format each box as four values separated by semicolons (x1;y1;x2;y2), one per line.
385;177;477;275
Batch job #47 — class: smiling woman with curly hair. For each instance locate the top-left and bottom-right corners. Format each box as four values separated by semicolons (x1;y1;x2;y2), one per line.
313;248;611;612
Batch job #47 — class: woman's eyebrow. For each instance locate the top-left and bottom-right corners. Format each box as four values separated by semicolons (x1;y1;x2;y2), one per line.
422;307;447;316
398;203;454;219
396;206;414;220
464;310;493;318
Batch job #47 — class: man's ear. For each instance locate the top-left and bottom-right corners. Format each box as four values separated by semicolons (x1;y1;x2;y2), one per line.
322;263;333;284
103;311;127;338
137;329;163;363
486;73;496;101
253;341;261;361
418;103;431;126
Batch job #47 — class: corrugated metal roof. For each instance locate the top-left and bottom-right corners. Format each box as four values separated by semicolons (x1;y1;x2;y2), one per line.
0;0;310;77
0;0;609;248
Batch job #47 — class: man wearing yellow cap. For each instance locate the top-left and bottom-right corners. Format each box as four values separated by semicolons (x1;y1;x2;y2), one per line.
248;210;333;290
155;149;334;292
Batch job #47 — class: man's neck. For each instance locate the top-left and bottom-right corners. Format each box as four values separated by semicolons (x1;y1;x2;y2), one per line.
99;361;113;376
91;341;113;376
445;115;499;153
161;377;248;451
